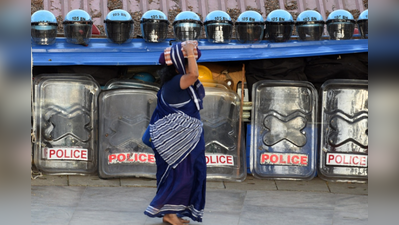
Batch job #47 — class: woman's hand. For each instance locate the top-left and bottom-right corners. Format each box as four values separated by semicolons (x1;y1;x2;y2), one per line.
180;41;199;90
182;41;197;55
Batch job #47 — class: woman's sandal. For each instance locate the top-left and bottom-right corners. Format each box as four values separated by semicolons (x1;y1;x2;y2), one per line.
162;215;190;225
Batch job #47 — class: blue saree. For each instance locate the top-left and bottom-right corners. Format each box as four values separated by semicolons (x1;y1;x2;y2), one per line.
144;89;206;222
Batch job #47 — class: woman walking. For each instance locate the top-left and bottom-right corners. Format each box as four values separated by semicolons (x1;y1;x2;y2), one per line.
143;41;206;225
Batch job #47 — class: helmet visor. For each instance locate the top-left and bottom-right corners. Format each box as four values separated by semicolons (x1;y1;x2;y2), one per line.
296;24;324;41
31;25;57;45
173;22;202;41
63;23;92;45
205;23;233;43
235;24;264;43
141;21;169;42
327;21;355;40
266;23;293;42
105;21;133;44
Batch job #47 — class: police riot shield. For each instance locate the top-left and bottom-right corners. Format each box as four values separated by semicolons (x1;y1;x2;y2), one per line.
33;74;100;174
250;80;318;180
318;79;368;182
201;83;246;182
98;82;158;178
104;79;160;92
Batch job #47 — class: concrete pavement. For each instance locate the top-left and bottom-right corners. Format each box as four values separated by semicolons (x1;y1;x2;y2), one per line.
31;175;368;225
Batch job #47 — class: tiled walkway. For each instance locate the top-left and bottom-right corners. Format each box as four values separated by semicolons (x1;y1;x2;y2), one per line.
31;175;368;225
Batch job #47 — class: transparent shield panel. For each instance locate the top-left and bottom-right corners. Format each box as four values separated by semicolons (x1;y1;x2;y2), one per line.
250;81;318;180
201;86;246;182
98;89;158;178
318;79;368;182
33;74;100;175
104;79;160;92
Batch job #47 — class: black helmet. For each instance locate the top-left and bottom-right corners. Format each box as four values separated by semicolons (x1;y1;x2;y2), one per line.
104;9;134;44
265;9;294;42
63;9;93;45
31;10;58;45
140;10;169;43
296;10;325;41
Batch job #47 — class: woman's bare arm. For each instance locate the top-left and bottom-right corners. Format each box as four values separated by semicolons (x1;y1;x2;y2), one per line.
180;41;199;90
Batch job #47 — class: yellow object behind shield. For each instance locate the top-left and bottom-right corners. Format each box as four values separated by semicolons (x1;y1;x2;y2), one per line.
198;65;214;83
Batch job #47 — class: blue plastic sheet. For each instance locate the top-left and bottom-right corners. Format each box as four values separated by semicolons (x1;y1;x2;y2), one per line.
31;38;368;66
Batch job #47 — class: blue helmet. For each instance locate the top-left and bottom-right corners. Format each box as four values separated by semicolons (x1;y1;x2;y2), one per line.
236;10;264;23
235;11;264;43
140;10;169;43
296;10;325;41
266;9;294;23
31;10;57;23
326;9;355;21
133;72;156;83
105;9;133;21
326;9;355;40
64;9;93;22
358;9;368;21
296;10;324;23
204;10;233;43
104;9;134;44
63;9;93;45
31;10;58;45
265;10;294;42
357;9;368;39
204;10;232;23
173;11;203;41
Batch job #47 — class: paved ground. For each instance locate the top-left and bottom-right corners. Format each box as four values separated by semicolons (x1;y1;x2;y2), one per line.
31;175;368;225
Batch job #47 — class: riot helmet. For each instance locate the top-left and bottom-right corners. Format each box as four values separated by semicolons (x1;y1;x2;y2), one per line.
133;72;156;83
172;11;203;41
326;9;355;40
31;10;58;45
296;10;325;41
265;9;294;42
140;10;169;42
204;10;233;43
357;9;368;39
235;11;264;43
63;9;93;45
104;9;134;44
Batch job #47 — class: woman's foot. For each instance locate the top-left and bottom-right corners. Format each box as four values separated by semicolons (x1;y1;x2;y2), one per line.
178;217;190;223
162;214;190;225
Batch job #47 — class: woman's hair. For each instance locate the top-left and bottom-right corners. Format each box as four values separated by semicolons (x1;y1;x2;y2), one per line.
158;59;188;86
158;65;178;86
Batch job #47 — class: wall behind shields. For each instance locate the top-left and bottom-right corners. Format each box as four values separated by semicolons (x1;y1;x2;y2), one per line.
32;0;368;37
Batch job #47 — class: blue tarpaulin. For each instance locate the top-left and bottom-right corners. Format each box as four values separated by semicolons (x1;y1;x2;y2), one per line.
32;38;368;66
